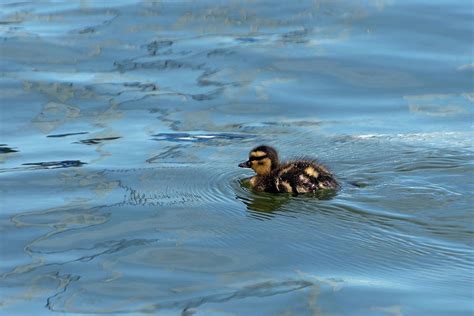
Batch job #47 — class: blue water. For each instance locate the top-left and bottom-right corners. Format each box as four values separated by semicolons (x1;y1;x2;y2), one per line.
1;1;473;315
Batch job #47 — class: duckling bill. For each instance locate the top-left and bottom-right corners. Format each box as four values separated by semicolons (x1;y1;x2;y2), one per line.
239;145;339;194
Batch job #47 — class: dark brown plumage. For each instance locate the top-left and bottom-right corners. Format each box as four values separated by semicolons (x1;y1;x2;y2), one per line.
238;145;339;194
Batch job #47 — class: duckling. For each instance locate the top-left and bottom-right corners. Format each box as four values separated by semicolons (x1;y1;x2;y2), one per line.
238;145;339;194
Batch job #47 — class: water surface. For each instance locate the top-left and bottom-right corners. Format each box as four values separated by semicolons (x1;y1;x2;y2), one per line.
1;1;473;315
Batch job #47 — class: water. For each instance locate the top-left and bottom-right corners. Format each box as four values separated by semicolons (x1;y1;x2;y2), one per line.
0;0;473;315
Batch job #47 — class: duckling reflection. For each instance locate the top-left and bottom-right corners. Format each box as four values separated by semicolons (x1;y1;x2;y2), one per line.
237;178;291;214
236;178;338;217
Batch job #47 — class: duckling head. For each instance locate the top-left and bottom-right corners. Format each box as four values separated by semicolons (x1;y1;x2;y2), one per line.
238;145;279;176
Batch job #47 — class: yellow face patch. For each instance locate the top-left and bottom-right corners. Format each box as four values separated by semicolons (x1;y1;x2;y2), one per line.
250;150;267;158
304;166;319;178
251;157;272;175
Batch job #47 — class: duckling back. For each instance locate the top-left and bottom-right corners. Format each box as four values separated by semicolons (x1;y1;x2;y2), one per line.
275;160;339;194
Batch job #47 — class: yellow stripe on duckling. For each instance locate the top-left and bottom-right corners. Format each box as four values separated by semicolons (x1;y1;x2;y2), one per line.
304;166;319;178
250;150;267;158
281;181;292;192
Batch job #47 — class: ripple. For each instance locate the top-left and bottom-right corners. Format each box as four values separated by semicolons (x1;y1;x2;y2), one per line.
46;278;314;314
120;247;237;272
394;155;472;172
202;168;247;208
106;165;243;211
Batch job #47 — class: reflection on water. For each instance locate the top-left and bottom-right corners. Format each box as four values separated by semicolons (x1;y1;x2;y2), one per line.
239;190;291;215
236;178;338;216
1;0;473;315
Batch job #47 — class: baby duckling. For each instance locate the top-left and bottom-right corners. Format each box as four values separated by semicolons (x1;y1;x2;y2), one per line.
238;145;339;194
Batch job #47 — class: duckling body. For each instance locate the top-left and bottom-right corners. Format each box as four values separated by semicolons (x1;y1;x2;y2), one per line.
239;145;339;194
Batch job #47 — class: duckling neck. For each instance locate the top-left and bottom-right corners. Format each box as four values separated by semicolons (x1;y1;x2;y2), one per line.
249;176;258;186
250;170;278;192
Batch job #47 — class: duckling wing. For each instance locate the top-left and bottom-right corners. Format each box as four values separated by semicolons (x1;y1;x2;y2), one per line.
275;161;338;193
274;162;298;193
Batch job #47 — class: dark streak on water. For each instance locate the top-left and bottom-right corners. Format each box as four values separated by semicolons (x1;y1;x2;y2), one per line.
75;136;122;145
0;1;473;316
47;132;89;138
22;160;87;169
0;145;18;154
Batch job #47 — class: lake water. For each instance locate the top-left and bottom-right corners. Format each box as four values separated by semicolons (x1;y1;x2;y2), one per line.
0;1;473;315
